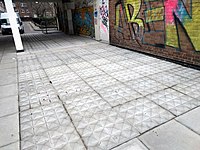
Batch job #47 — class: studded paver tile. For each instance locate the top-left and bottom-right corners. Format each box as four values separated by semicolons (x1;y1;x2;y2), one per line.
18;59;42;74
64;92;111;120
135;56;160;64
44;65;71;77
113;97;174;133
97;51;116;58
55;51;77;57
149;72;189;87
109;69;144;83
73;49;92;56
13;33;200;150
40;60;63;69
97;83;142;107
172;78;200;100
124;77;167;96
146;88;200;116
133;65;162;76
106;55;127;62
98;63;125;73
116;59;144;69
88;58;111;66
19;78;59;111
75;67;105;79
72;109;139;150
52;79;94;100
48;71;81;89
168;66;200;80
139;120;200;150
81;54;101;61
149;61;180;72
19;69;47;82
37;54;59;62
20;103;85;150
85;74;119;90
68;62;94;71
89;48;107;54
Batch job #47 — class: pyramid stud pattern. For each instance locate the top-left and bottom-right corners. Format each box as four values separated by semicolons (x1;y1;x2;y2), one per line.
146;88;200;116
113;97;175;133
20;103;86;150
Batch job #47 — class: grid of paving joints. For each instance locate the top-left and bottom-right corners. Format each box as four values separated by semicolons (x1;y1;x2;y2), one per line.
113;97;175;133
146;88;200;116
17;33;200;150
18;78;59;111
20;103;86;150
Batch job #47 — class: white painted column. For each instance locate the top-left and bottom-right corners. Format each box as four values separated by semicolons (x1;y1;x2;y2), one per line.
94;0;100;41
4;0;24;52
99;0;109;43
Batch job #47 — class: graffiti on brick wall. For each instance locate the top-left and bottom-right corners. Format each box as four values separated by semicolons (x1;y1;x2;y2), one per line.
73;7;95;37
114;0;200;51
100;0;109;33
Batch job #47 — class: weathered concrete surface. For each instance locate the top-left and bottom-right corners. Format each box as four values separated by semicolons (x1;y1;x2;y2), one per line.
177;107;200;135
139;120;200;150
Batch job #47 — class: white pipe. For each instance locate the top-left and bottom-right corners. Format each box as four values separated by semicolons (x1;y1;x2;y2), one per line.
4;0;24;51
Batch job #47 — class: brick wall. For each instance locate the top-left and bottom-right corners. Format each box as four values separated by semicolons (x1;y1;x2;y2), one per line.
109;0;200;66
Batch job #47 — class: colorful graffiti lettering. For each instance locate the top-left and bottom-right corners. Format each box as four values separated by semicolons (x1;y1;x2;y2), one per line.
145;7;164;23
115;0;144;44
73;7;95;37
114;0;200;51
165;0;200;50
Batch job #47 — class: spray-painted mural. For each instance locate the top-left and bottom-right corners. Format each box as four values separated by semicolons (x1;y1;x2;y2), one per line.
100;0;109;42
100;0;109;31
112;0;200;52
73;7;95;37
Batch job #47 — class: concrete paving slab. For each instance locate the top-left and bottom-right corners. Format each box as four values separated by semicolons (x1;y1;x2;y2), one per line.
112;138;148;150
0;84;18;99
0;142;19;150
0;96;18;118
146;88;200;116
0;68;17;86
149;71;189;87
20;103;85;149
113;97;174;133
0;62;16;70
0;114;19;147
139;120;200;150
97;83;142;107
173;77;200;100
176;107;200;135
1;56;17;64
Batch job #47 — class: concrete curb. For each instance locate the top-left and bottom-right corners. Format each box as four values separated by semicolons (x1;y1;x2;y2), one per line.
29;22;42;31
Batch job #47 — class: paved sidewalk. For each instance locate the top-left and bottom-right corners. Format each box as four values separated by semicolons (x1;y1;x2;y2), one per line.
0;32;200;150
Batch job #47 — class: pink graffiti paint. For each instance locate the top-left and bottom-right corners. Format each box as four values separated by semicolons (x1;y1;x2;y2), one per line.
101;22;107;33
165;0;178;24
